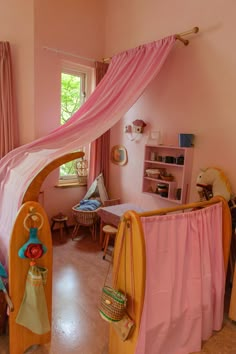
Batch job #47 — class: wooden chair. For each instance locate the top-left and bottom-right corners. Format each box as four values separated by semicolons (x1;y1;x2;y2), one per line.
102;224;118;261
51;213;69;242
99;198;120;247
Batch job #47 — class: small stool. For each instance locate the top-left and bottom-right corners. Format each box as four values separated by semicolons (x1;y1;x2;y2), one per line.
51;213;69;242
102;225;118;260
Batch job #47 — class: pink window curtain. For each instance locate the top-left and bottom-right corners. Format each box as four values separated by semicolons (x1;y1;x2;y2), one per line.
0;36;175;268
88;61;110;189
0;42;18;158
136;203;225;354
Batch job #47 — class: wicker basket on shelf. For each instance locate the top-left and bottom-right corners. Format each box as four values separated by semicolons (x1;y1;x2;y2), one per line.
160;174;174;182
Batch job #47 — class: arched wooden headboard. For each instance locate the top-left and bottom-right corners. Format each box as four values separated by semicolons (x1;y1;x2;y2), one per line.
22;151;84;203
9;151;84;354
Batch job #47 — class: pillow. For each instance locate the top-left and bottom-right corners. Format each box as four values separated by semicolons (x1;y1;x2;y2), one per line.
83;177;98;200
83;173;109;204
96;173;109;204
76;199;101;211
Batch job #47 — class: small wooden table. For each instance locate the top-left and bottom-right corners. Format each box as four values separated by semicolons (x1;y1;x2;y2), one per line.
51;214;69;241
97;203;144;245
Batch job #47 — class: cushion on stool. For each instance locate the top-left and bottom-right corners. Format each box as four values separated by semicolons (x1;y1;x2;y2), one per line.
102;225;117;234
52;213;68;222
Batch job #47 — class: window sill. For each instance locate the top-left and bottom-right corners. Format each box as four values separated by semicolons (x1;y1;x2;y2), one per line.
55;182;87;188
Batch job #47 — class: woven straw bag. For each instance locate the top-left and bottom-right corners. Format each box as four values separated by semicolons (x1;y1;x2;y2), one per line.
99;220;128;323
99;218;136;342
100;286;127;322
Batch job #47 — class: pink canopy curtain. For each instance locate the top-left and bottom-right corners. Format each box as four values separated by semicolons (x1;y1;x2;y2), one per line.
88;61;110;189
136;203;225;354
0;35;175;267
0;42;18;158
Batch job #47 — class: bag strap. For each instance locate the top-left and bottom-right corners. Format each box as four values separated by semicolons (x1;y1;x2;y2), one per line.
113;218;127;288
103;219;127;288
103;216;135;315
127;219;135;317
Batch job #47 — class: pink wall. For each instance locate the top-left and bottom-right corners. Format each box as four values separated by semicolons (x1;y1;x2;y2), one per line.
1;0;35;144
106;0;236;209
1;0;106;224
2;0;236;221
33;0;106;223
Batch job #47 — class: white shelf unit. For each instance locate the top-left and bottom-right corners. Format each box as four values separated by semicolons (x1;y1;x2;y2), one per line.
142;145;193;204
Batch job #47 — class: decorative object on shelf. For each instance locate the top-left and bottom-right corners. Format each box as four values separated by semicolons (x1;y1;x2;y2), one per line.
163;156;175;164
160;173;174;182
76;157;88;185
178;133;194;147
124;119;146;141
176;188;182;200
111;145;128;166
196;167;232;202
145;169;161;179
142;145;193;203
176;155;185;165
156;183;169;197
147;130;161;146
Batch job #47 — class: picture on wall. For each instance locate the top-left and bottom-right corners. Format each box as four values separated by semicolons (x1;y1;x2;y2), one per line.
111;145;128;166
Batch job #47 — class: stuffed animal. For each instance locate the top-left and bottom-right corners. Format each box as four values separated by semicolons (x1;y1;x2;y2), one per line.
196;167;232;201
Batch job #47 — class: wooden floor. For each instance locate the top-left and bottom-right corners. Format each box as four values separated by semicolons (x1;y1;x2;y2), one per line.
0;226;110;354
0;226;236;354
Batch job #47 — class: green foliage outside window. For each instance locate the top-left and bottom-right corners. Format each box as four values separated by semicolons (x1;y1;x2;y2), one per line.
60;72;83;177
61;73;82;125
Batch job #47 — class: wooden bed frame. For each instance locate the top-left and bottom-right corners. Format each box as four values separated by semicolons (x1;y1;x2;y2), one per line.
109;196;233;354
6;151;236;353
8;151;84;354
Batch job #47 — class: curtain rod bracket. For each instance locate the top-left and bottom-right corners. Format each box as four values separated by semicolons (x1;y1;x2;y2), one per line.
174;35;189;46
102;57;111;63
174;26;199;46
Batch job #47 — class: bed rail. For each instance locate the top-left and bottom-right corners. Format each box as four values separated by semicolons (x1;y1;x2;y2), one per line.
109;196;232;354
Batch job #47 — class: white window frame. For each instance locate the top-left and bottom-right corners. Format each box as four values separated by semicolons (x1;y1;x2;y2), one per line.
59;61;94;184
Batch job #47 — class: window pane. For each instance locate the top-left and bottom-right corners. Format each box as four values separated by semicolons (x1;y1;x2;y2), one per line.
60;72;85;179
61;73;82;125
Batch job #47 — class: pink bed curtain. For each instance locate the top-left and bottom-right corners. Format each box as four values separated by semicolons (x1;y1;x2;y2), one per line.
88;61;110;189
136;203;225;354
0;35;175;267
0;42;18;158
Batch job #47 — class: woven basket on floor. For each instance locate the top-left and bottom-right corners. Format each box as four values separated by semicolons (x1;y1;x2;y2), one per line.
72;203;100;240
72;204;99;226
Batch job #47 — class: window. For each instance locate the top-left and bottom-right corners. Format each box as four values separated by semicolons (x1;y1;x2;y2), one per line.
59;61;94;184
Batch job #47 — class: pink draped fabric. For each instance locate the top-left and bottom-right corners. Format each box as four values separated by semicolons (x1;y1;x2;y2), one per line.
0;36;175;268
0;42;18;157
88;129;110;188
88;61;110;189
136;203;225;354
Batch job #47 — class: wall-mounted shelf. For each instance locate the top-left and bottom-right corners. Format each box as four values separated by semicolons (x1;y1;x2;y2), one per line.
142;145;193;204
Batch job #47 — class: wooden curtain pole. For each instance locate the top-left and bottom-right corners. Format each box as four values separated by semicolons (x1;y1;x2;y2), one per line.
103;26;199;62
174;26;199;46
